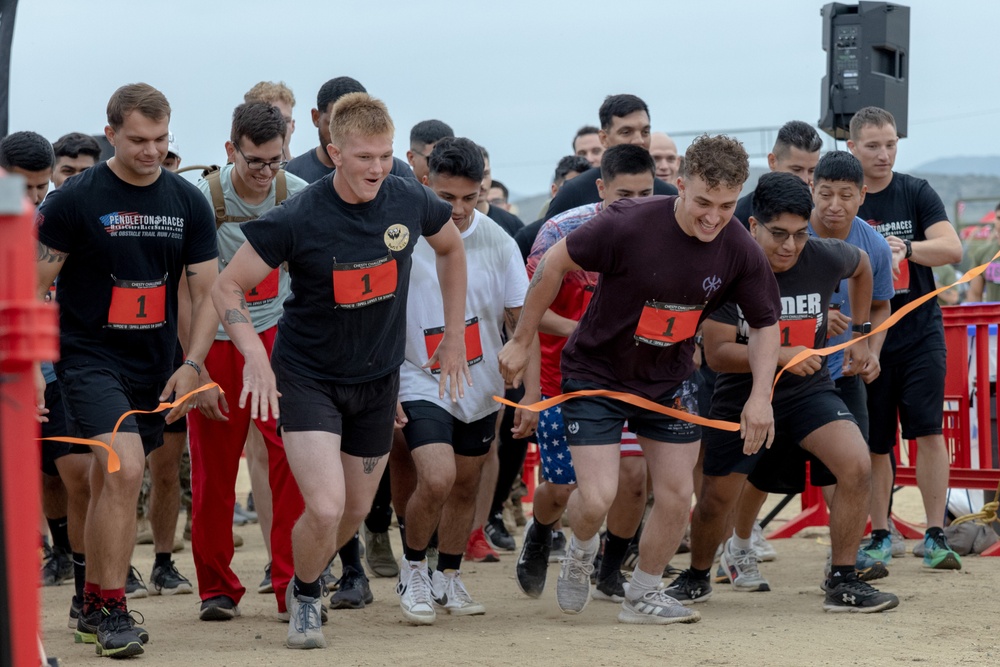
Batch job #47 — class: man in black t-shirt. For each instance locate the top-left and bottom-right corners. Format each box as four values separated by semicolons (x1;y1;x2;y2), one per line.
475;145;524;238
516;155;591;261
670;172;898;613
36;83;220;658
214;93;468;650
500;135;781;625
733;120;823;229
285;76;412;183
849;107;965;571
543;94;678;222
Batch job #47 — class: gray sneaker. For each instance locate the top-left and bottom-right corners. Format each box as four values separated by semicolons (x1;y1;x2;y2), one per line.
285;585;326;649
719;538;771;592
888;519;907;557
751;522;778;562
362;524;399;578
555;538;597;614
618;587;702;625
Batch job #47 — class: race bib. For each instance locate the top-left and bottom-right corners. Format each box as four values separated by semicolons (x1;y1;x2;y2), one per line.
107;276;167;330
332;255;397;308
893;259;910;294
779;316;818;348
634;302;702;347
246;268;280;306
423;317;484;374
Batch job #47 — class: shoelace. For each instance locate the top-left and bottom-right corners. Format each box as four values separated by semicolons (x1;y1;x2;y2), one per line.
293;597;322;633
128;566;146;587
398;566;433;604
639;587;684;607
446;573;474;604
730;548;763;577
561;555;595;584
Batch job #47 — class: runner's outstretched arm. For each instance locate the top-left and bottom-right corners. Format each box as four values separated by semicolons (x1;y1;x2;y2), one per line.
425;222;470;402
212;241;279;421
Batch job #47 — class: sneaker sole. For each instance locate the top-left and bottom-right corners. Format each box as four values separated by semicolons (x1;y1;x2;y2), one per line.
617;606;701;625
857;561;890;581
367;561;400;578
150;584;193;596
465;554;500;563
668;591;711;606
74;631;97;644
437;603;486;616
200;606;240;621
924;554;962;571
286;636;327;650
484;534;516;552
258;584;274;594
126;589;148;600
96;640;145;658
400;606;436;625
329;595;367;610
514;566;546;599
591;589;625;603
823;597;900;613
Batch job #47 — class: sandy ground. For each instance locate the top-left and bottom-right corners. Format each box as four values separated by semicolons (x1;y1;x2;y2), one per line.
41;477;1000;667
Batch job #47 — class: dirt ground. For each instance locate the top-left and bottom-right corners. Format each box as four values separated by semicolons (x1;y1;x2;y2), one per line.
41;482;1000;666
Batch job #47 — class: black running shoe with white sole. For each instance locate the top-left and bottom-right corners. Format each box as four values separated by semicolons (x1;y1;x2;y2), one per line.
330;566;374;609
485;514;516;552
149;560;193;595
823;574;899;613
592;569;628;603
663;569;713;605
200;595;241;621
515;520;551;599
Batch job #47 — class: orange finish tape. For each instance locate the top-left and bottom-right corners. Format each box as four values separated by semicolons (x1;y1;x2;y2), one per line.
493;389;740;432
40;383;221;473
772;248;1000;393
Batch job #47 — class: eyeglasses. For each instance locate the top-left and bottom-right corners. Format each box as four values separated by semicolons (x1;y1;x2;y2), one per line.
234;144;287;172
760;224;810;244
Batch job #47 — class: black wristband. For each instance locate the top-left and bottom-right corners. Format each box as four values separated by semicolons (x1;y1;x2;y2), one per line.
903;239;913;259
182;359;202;375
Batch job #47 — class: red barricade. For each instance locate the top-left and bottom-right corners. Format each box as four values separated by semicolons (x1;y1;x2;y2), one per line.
522;442;540;503
769;304;1000;555
0;175;59;666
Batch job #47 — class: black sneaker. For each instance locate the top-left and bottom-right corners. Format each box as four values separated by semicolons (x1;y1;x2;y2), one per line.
329;566;373;609
823;573;899;613
74;608;102;644
484;514;516;552
125;565;148;599
664;569;713;605
41;545;73;586
200;594;241;621
68;595;82;630
621;541;639;571
95;608;144;658
515;519;551;598
149;560;193;596
592;569;628;603
258;562;274;594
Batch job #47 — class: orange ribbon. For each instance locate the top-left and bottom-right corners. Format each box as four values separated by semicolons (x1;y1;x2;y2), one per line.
772;248;1000;392
40;383;221;473
493;390;740;432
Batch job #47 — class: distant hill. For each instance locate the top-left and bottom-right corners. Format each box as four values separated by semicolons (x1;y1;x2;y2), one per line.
914;156;1000;178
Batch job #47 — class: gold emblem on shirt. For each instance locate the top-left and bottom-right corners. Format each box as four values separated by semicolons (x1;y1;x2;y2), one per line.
384;225;410;251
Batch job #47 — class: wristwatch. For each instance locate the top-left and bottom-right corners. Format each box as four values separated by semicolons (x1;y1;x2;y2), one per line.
851;322;872;335
903;239;913;259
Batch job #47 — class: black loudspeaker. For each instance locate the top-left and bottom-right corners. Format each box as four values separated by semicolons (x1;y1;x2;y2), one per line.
818;2;909;139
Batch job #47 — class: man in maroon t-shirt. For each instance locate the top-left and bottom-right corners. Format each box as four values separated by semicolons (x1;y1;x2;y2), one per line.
500;135;781;625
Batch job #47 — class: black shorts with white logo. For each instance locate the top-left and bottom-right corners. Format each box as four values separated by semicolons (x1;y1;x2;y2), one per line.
401;401;497;457
274;362;398;458
705;387;856;493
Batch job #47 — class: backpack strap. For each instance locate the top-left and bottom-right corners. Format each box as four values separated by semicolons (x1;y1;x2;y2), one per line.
275;170;288;205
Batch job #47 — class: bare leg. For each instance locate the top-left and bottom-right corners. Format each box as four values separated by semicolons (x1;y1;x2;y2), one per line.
245;424;273;557
148;431;185;554
404;444;456;552
914;434;949;529
531;481;575;525
472;436;499;531
565;444;621;542
437;454;488;555
54;453;92;553
634;438;699;576
86;434;145;588
689;473;747;571
389;430;417;526
606;456;646;538
734;482;768;541
868;452;893;531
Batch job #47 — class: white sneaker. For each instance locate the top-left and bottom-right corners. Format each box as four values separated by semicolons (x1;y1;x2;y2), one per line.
618;587;701;625
285;584;326;650
720;538;771;592
555;537;597;614
431;569;485;616
396;559;436;625
888;519;907;557
751;522;777;562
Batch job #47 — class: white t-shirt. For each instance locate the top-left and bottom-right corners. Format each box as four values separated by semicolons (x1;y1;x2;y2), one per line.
399;209;528;422
197;164;308;339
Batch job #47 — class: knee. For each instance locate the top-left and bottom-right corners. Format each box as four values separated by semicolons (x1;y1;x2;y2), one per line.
836;455;872;489
551;483;575;507
575;484;616;516
692;480;731;520
417;473;455;506
305;498;344;533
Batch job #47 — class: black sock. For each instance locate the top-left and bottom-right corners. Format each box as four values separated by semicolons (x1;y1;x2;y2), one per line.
830;565;855;581
73;553;86;601
365;470;394;533
436;551;463;572
293;575;322;599
599;531;631;580
154;552;172;568
529;518;555;543
872;528;890;542
429;530;439;549
689;567;711;580
403;544;427;563
926;526;945;540
397;516;407;546
338;534;363;571
47;517;70;554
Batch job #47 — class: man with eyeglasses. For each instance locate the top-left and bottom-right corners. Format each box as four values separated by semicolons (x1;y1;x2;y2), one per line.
188;102;309;622
286;76;413;183
667;172;898;613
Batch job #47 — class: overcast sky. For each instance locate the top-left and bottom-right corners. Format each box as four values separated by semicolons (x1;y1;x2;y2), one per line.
8;0;999;198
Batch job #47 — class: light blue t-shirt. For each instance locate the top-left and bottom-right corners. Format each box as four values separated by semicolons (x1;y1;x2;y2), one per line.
808;216;894;380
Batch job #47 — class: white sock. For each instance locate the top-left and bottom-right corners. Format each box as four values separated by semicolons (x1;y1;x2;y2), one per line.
627;566;661;601
570;533;600;559
731;530;752;552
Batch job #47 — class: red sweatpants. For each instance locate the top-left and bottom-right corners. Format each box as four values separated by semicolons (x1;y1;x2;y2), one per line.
188;328;303;612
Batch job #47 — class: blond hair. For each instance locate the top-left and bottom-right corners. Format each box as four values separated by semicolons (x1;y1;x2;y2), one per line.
244;81;296;108
329;92;394;147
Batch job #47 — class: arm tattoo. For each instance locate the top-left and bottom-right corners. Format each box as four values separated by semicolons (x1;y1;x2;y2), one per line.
224;309;249;324
233;289;247;310
37;242;68;264
362;456;382;474
185;268;197;277
528;257;546;290
503;307;520;332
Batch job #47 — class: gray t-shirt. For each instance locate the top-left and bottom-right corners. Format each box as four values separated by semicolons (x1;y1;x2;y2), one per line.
197;164;309;339
285;148;414;184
